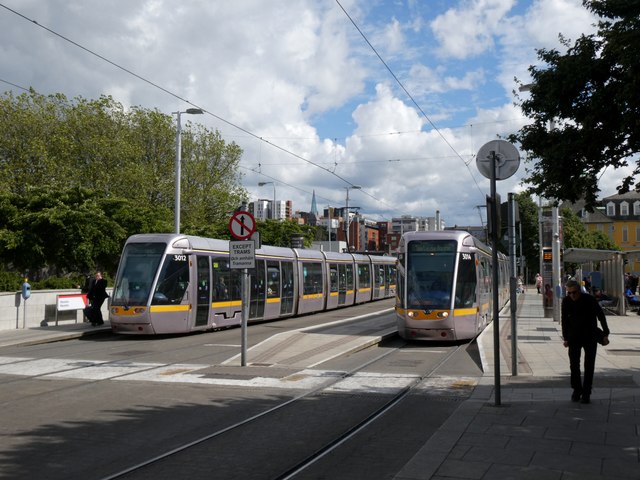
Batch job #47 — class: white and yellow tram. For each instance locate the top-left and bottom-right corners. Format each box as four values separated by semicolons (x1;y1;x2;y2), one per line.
109;233;396;334
395;230;509;341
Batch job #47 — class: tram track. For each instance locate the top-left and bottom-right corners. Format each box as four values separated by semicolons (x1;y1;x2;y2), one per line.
101;339;472;480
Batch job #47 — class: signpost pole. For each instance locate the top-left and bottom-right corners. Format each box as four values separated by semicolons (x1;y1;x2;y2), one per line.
241;268;249;366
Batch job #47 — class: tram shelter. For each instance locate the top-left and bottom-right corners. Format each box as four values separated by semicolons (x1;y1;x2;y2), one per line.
564;247;632;315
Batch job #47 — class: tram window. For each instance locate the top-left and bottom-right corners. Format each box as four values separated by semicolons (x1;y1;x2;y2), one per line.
230;269;242;300
152;254;190;305
212;257;231;300
112;242;165;306
267;262;280;297
455;253;477;307
406;240;456;309
373;266;380;288
358;263;371;288
303;262;323;295
329;265;339;293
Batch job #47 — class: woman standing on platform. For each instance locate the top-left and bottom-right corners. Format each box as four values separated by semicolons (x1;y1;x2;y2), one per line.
86;271;109;326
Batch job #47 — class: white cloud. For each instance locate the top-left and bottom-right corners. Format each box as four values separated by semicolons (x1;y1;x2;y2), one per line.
430;0;516;59
407;64;485;94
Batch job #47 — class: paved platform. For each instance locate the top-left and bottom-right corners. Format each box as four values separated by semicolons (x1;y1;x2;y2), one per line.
395;291;640;480
0;320;111;348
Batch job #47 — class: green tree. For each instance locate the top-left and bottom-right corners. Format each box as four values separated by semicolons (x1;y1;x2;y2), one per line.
0;188;126;275
510;0;640;209
515;193;541;278
0;90;248;280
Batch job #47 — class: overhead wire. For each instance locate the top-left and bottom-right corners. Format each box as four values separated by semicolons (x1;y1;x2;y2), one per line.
0;77;30;92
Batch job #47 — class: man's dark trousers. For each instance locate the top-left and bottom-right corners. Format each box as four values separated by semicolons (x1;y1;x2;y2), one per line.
568;339;597;395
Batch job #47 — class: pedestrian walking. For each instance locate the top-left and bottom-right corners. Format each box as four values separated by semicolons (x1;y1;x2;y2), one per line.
535;273;542;294
561;279;610;404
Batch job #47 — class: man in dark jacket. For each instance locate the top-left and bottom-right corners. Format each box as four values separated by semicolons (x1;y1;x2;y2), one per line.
87;271;109;326
561;279;610;404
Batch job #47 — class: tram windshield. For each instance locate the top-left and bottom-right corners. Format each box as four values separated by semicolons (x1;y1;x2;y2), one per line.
151;254;190;305
112;242;166;306
406;240;456;309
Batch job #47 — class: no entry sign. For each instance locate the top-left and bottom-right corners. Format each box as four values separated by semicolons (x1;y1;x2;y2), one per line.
229;211;256;240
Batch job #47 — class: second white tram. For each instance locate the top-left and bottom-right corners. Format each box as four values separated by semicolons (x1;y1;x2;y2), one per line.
395;230;508;341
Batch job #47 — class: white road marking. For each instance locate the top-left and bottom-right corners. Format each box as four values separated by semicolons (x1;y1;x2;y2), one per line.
0;358;107;376
0;355;476;394
0;356;30;365
46;361;165;380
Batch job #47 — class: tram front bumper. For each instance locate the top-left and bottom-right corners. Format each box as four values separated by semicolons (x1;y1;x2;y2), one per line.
400;326;456;340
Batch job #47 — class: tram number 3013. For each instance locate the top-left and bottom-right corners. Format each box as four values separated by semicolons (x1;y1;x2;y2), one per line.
173;254;188;262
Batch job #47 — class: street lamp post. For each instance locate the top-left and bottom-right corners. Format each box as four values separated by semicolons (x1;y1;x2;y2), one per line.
344;185;361;251
258;181;276;219
173;108;204;234
327;206;332;253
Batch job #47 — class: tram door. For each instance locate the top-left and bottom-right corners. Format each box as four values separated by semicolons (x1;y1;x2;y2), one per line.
280;261;295;315
249;259;266;319
338;264;347;305
195;256;210;327
373;265;382;299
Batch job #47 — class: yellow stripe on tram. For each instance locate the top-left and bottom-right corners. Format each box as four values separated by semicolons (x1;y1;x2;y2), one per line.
149;304;191;313
302;293;324;300
453;307;479;316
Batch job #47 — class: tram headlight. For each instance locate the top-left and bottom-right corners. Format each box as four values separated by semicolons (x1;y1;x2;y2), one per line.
437;311;449;318
407;311;416;318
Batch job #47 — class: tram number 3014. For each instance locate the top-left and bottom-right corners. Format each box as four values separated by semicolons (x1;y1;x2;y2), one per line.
461;253;472;260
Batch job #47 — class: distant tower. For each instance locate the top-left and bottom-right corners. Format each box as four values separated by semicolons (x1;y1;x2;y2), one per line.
310;190;319;216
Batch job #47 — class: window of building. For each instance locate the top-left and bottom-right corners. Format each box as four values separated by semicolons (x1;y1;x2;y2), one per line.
606;202;615;216
634;201;640;216
622;226;628;242
621;201;629;216
636;226;640;242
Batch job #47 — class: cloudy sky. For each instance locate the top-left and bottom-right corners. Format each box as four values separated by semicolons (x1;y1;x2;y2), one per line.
0;0;616;227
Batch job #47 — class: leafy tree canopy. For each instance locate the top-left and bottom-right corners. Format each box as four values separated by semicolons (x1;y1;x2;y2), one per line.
0;90;248;279
510;0;640;209
514;193;541;277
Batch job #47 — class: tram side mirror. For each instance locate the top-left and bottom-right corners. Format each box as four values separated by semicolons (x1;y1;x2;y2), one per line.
21;282;31;300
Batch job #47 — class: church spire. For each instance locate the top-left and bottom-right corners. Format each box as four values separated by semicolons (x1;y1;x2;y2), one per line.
310;190;319;216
